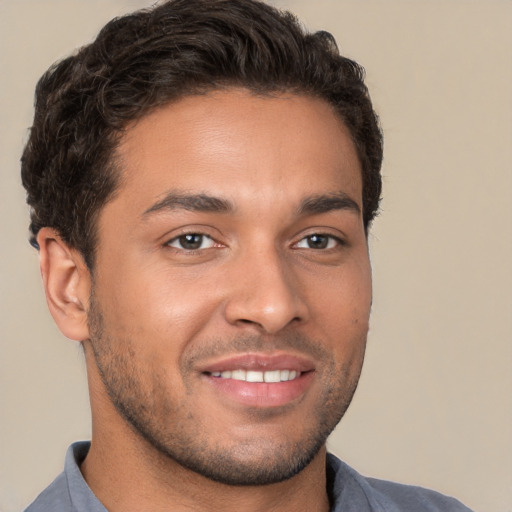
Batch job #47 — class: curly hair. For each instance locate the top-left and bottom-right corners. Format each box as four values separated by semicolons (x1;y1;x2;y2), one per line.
21;0;383;270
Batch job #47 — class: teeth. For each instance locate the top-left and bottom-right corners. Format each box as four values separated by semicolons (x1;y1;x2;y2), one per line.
210;369;300;382
232;369;246;380
263;370;280;383
246;370;263;382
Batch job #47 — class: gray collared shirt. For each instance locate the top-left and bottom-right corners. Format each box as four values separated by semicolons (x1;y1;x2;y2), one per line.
24;442;473;512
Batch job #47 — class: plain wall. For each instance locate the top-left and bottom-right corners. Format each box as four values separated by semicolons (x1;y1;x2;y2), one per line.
1;1;510;511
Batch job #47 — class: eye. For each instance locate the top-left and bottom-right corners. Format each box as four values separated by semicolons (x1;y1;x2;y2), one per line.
295;234;341;250
167;233;216;251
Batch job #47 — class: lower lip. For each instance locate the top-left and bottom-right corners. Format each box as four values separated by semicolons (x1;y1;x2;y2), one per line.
204;372;315;408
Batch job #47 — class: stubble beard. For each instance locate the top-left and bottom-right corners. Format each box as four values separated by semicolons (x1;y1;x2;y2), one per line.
86;293;366;486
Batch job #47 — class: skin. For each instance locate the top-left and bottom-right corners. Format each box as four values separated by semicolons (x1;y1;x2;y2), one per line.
38;88;372;512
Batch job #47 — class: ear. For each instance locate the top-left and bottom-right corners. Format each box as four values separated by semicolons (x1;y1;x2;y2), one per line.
37;228;92;342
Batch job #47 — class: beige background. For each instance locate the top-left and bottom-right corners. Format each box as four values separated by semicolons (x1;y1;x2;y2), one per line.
1;1;511;511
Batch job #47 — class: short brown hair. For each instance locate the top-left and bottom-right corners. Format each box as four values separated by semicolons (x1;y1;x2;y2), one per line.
21;0;383;269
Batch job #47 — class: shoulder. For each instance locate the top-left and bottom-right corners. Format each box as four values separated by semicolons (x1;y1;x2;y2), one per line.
327;453;474;512
363;476;474;512
23;472;72;512
23;441;104;512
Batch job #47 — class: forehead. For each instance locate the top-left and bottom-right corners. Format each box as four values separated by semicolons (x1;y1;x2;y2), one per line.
112;88;362;214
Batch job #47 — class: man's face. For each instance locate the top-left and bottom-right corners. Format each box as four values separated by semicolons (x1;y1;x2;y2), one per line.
87;89;372;485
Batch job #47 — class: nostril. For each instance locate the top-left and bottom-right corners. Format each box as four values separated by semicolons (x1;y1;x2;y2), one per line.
238;318;259;326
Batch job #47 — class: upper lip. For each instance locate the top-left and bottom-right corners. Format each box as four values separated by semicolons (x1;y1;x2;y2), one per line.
198;352;316;374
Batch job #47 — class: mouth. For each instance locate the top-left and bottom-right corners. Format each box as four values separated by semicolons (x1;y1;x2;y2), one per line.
207;369;301;383
199;353;316;408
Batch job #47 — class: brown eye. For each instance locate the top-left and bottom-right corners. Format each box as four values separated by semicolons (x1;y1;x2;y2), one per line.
296;234;339;250
306;234;329;249
167;234;215;250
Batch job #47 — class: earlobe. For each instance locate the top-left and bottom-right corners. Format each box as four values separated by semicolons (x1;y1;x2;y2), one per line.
37;228;91;342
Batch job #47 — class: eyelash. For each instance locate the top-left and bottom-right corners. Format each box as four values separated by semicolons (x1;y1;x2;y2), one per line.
165;232;345;252
166;233;217;251
295;233;345;250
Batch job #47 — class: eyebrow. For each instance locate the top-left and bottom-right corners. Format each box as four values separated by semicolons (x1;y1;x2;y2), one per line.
142;191;360;219
298;193;361;216
143;192;234;217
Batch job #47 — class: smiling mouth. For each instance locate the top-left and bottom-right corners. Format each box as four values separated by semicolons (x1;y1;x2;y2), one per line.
207;369;301;383
201;357;315;407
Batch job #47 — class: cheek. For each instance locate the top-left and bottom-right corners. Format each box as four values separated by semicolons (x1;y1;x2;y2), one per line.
96;260;222;351
310;260;371;322
306;258;371;361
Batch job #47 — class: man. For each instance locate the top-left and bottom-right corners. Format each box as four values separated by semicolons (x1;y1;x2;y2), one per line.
21;1;473;511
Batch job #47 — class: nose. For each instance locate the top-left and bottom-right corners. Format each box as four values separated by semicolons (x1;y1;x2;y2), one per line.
223;247;309;334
